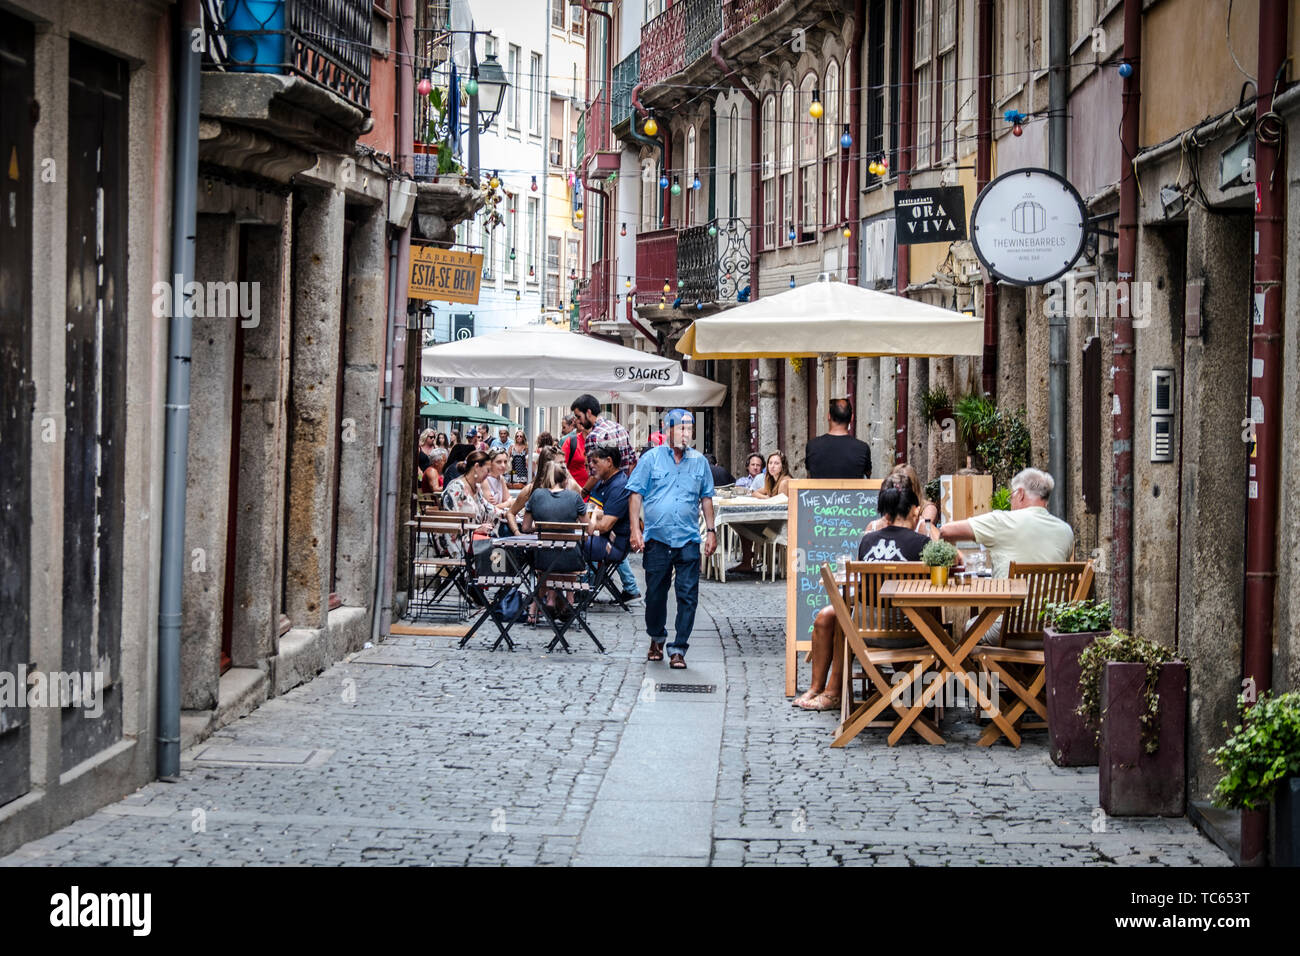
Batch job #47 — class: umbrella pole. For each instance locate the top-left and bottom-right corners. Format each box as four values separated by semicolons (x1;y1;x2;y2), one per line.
527;379;535;450
822;354;834;426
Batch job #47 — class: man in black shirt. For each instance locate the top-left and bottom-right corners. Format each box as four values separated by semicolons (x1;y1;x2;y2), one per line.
705;454;735;487
804;398;872;479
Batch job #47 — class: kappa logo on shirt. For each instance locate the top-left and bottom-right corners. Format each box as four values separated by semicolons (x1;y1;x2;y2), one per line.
860;539;909;562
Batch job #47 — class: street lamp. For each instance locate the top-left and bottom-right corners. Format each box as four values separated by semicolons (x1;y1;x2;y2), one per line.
474;53;509;130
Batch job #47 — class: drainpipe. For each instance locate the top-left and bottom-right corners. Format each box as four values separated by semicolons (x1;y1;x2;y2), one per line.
978;0;997;400
625;288;661;348
1241;0;1286;868
157;0;200;780
894;0;914;465
1111;0;1140;632
1047;0;1067;515
711;34;762;453
846;0;865;422
375;0;415;645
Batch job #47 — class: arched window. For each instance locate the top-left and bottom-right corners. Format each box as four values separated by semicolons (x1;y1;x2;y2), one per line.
780;82;793;245
798;72;817;240
686;124;697;226
761;94;775;248
729;103;739;221
823;58;841;230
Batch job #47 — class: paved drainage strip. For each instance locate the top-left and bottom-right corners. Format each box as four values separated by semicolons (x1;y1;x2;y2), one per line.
654;683;716;694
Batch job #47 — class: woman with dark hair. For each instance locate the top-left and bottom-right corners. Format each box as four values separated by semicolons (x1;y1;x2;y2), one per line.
752;450;792;499
792;481;931;712
443;443;475;482
435;432;450;449
866;463;939;536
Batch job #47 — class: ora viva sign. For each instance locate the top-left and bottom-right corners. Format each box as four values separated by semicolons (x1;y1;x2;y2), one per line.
970;167;1087;286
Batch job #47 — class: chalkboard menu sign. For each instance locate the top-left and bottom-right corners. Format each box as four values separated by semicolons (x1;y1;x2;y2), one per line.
784;480;882;696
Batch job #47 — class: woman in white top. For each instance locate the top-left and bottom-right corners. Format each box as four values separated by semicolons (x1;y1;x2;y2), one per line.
751;451;792;499
481;449;511;508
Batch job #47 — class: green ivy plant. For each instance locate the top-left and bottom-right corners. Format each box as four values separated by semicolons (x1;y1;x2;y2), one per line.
1210;691;1300;810
921;539;958;569
990;486;1011;510
1076;630;1178;754
1041;599;1112;634
976;408;1032;488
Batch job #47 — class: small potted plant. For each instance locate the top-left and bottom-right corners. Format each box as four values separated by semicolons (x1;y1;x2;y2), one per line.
1041;599;1112;767
989;486;1011;511
1077;631;1187;816
920;386;952;426
1210;690;1300;866
920;539;957;588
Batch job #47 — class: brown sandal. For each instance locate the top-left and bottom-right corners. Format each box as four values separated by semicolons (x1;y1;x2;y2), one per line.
646;641;665;662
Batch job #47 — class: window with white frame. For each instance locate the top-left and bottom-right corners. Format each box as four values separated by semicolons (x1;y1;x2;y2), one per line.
1074;0;1097;47
550;137;564;166
997;0;1027;101
761;95;775;249
780;83;793;245
506;197;517;279
686;124;697;226
527;197;540;281
914;0;933;163
546;235;561;307
798;73;817;239
938;0;956;159
507;45;520;129
530;53;543;135
551;0;564;29
823;59;840;230
571;1;585;34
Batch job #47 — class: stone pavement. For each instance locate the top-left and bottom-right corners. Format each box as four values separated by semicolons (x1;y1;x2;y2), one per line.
0;566;1230;866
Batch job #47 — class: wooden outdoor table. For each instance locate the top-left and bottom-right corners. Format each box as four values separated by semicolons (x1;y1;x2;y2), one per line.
878;578;1029;746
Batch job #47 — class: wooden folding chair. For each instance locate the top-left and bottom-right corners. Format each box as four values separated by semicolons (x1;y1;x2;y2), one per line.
820;563;943;747
971;560;1095;746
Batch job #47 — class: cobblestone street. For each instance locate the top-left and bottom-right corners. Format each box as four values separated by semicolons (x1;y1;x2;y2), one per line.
1;569;1229;867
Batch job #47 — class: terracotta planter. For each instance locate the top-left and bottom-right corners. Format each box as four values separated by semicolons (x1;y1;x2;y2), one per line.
1043;626;1109;767
1098;660;1187;816
1277;776;1300;867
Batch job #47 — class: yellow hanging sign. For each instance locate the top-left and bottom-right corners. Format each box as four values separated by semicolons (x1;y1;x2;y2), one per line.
408;244;483;304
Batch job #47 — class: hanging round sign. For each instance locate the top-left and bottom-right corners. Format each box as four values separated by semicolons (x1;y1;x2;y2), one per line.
970;167;1087;286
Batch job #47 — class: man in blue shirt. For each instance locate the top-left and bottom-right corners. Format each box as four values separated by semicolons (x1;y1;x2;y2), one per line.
628;408;716;669
584;445;640;602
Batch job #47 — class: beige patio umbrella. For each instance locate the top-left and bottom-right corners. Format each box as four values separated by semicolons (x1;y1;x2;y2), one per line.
676;281;984;360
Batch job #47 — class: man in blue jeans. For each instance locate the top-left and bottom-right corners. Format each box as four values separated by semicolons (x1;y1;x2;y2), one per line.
627;409;716;669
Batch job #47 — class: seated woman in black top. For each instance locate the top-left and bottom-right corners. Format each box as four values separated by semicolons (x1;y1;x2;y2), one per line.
793;484;929;711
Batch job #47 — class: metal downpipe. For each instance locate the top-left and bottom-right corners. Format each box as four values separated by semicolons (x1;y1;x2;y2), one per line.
894;0;914;464
157;0;201;780
1047;0;1068;516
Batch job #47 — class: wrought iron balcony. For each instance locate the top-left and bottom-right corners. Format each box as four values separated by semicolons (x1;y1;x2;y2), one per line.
201;0;372;113
683;0;723;71
723;0;787;42
611;48;640;136
640;2;685;88
677;218;751;306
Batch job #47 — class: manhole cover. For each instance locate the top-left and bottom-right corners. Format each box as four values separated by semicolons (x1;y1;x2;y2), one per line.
190;745;333;768
655;683;716;694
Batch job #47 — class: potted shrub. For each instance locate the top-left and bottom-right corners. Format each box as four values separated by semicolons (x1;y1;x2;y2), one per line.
1077;631;1187;816
921;539;957;588
1041;599;1112;767
920;386;952;426
989;486;1011;511
1211;690;1300;866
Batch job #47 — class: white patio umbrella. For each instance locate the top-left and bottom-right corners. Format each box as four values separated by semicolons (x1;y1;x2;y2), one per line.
490;370;727;410
422;326;683;439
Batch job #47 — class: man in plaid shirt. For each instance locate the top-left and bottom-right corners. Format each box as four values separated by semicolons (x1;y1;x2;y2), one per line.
571;394;642;603
571;395;637;488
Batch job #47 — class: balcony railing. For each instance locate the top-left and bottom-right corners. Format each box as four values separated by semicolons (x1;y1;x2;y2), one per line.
580;259;613;328
640;2;686;88
636;227;679;302
611;48;640;133
682;0;723;71
677;218;751;306
201;0;372;112
723;0;786;42
585;90;611;157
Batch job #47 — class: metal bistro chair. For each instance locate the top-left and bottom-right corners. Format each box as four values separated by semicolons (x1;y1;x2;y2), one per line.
532;522;605;653
822;561;943;747
409;511;474;619
971;560;1095;746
